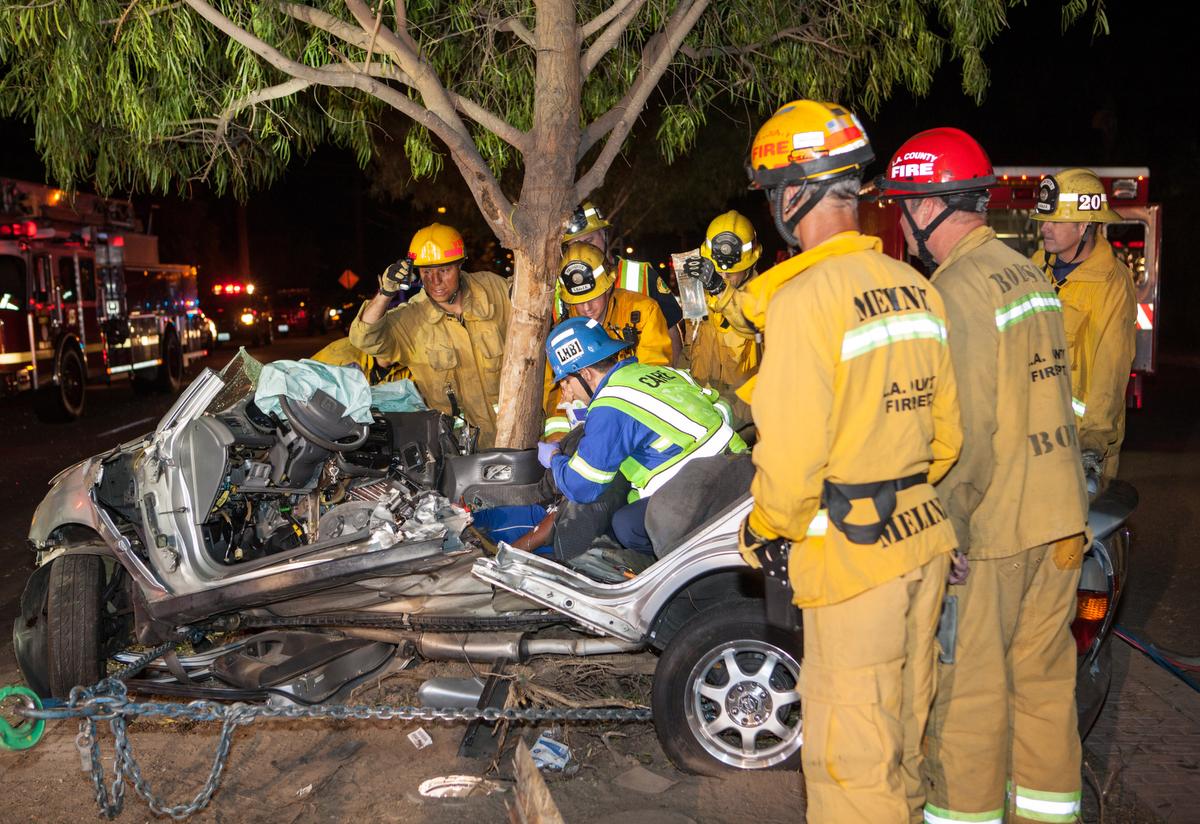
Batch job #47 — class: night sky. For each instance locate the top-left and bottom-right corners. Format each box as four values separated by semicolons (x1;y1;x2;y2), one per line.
1;1;1194;347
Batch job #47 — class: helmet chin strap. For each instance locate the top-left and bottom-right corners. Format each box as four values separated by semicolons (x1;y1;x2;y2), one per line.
769;180;828;247
1062;224;1096;264
899;199;955;271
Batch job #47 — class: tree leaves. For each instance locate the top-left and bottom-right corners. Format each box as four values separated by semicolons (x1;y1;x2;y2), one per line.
0;0;1107;199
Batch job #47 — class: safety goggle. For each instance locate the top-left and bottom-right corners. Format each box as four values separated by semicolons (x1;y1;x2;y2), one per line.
561;260;604;297
706;231;753;270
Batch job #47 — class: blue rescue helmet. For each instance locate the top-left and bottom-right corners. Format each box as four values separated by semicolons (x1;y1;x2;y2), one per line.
545;316;629;383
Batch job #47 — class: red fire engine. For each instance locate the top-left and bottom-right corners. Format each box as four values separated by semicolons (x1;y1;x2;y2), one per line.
861;166;1160;406
0;179;212;421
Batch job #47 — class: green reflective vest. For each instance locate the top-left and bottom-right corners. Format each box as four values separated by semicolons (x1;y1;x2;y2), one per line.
590;362;746;501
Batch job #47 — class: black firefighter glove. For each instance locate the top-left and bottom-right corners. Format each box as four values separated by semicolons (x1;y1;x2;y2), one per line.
739;518;800;631
682;255;724;296
379;257;416;297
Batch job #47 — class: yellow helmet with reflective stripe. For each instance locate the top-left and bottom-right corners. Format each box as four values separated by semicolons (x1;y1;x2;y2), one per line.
747;100;874;189
1030;168;1122;223
562;201;612;243
558;242;614;305
700;211;761;273
408;223;465;266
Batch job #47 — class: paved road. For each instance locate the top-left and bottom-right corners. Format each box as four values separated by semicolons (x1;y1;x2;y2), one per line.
0;338;1196;822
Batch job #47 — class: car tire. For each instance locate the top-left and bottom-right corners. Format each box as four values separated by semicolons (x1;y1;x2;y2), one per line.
652;600;804;776
34;342;87;423
155;329;184;393
45;555;105;698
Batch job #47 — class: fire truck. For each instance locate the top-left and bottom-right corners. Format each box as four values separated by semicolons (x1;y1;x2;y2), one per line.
0;179;211;421
861;166;1160;406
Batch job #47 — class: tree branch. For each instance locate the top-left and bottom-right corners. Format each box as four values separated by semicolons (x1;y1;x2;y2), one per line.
575;0;711;198
181;0;513;224
580;0;646;77
580;0;639;39
200;76;312;178
275;1;527;150
496;16;535;47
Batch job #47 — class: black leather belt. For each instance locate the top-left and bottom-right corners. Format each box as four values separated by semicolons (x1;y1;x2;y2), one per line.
822;473;927;545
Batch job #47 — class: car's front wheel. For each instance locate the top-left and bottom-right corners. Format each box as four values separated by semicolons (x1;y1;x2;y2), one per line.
652;600;804;775
45;555;132;698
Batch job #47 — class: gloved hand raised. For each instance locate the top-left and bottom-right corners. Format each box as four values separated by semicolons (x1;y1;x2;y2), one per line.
379;257;416;297
537;441;561;469
682;256;723;296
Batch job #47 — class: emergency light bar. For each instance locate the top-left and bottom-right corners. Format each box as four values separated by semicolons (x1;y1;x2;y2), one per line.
0;221;41;238
213;282;256;296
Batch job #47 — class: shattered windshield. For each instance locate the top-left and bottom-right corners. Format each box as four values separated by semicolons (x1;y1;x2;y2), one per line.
203;349;264;416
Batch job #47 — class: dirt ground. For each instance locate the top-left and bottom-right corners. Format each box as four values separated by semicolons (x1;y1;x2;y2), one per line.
2;654;809;824
1;653;1163;824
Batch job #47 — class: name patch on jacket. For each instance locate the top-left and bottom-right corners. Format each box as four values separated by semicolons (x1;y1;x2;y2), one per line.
637;369;680;389
988;264;1045;294
878;497;948;548
853;285;931;322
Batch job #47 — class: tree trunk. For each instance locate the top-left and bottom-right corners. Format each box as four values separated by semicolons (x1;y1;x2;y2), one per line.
491;0;581;449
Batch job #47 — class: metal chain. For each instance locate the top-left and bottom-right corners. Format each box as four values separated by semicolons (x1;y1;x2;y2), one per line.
30;672;651;821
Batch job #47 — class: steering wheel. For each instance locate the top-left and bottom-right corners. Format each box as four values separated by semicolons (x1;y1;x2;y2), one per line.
279;395;370;452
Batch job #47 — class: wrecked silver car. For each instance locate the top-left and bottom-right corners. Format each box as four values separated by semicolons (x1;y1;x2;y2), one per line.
11;352;1134;775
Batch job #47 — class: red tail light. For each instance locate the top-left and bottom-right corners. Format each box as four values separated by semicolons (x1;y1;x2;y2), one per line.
1071;590;1110;654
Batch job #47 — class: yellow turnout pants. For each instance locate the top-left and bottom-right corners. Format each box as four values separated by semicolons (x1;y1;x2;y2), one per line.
923;537;1086;824
801;553;949;823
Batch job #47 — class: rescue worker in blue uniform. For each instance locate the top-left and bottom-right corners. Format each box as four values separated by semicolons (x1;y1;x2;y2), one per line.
540;316;746;552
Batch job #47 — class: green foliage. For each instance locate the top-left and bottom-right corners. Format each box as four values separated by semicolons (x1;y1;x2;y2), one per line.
0;0;1107;198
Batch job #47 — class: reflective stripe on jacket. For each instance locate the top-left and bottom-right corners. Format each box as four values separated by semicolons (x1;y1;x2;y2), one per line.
745;233;962;608
1031;236;1136;478
551;360;745;504
349;270;510;447
935;226;1088;559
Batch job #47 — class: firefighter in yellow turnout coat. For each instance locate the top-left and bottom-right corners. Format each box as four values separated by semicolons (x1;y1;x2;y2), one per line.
542;243;672;437
680;211;763;425
1030;168;1136;485
738;101;962;823
350;223;511;447
879;129;1089;824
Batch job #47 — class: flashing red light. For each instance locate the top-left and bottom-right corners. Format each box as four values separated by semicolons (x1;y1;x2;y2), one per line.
111;236;125;247
1;221;38;238
1129;240;1145;249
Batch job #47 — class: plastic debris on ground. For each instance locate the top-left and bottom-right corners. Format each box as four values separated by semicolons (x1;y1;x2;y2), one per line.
407;728;433;750
418;775;507;798
256;358;374;424
369;379;427;412
528;732;571;771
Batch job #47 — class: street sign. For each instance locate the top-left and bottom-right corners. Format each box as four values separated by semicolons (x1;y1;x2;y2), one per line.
338;269;360;290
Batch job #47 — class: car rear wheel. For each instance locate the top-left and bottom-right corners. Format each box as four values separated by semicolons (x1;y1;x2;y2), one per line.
652;600;803;775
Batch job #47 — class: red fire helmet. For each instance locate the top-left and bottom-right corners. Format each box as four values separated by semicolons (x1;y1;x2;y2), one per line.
877;127;996;198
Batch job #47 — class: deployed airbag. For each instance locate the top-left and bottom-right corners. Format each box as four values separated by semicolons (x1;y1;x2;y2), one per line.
256;359;374;424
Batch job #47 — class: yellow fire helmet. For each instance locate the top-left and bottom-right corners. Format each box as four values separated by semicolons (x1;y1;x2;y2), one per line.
408;222;466;267
747;100;874;190
558;241;614;305
1031;168;1122;223
700;210;761;273
562;201;612;243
